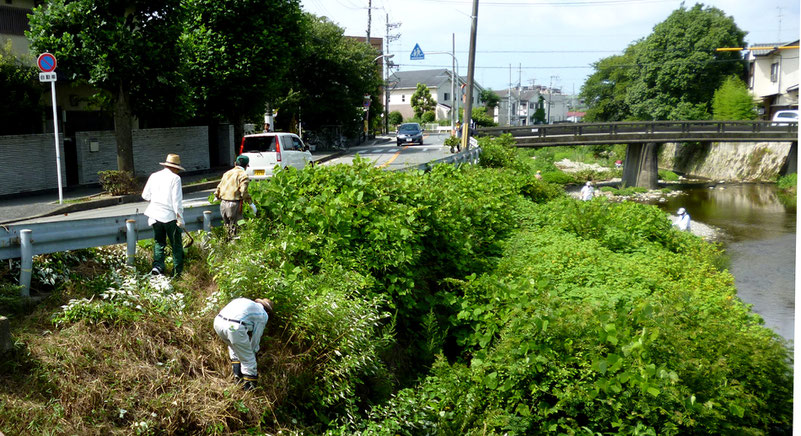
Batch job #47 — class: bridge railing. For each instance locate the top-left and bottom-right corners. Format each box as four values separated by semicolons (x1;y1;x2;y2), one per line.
479;120;798;142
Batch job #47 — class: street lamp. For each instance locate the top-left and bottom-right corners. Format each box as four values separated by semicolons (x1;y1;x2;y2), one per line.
369;53;394;137
426;50;460;135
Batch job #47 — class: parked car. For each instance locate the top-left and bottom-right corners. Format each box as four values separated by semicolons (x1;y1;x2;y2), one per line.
771;109;798;125
239;132;313;180
396;123;424;146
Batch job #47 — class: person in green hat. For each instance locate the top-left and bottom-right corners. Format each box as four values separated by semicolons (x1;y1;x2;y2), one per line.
214;155;253;239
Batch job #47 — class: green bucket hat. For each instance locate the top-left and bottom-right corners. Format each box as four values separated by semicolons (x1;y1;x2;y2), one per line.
236;155;250;167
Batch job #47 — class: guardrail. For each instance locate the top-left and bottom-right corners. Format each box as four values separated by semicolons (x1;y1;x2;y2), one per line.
1;206;222;296
402;145;481;172
1;146;482;296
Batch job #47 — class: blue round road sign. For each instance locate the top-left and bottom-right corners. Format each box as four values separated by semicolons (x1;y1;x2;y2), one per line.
37;53;57;73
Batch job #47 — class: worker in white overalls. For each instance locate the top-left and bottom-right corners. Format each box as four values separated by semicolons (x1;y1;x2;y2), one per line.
213;297;273;390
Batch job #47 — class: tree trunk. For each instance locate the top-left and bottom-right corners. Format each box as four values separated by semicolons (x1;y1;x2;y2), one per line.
113;82;135;174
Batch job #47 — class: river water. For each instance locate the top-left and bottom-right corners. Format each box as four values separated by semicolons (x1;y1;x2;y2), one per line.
653;184;795;342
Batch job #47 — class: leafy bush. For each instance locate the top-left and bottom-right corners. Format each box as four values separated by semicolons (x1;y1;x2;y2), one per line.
421;111;435;122
98;170;139;195
540;171;576;184
337;217;790;435
477;134;531;173
388;111;403;126
444;135;460;148
659;169;680;181
777;173;796;191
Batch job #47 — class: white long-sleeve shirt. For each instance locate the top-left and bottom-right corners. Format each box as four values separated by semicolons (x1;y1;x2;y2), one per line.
217;298;269;353
676;213;691;231
142;168;184;226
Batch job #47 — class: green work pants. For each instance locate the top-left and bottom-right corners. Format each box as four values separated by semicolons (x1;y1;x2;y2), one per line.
152;220;183;277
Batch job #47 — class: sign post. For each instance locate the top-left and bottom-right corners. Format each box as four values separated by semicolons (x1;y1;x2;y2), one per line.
363;94;371;137
410;43;425;60
37;53;63;204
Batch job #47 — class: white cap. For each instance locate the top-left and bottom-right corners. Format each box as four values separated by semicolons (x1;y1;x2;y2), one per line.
677;207;686;215
586;181;592;186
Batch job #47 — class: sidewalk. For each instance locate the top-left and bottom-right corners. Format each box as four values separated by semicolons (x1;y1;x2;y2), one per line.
0;149;347;225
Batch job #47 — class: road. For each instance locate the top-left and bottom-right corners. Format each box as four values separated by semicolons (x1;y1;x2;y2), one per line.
322;132;451;170
11;132;453;224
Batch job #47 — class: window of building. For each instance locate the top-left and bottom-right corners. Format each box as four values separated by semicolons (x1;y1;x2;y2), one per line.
771;62;779;82
443;92;449;101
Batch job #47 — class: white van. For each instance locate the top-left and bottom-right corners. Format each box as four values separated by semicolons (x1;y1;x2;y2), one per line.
239;132;313;180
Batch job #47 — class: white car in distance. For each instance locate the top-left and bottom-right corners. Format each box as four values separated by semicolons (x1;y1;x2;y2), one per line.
771;109;798;126
238;132;313;180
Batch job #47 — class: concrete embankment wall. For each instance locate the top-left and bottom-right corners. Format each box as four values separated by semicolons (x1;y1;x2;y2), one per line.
660;141;794;181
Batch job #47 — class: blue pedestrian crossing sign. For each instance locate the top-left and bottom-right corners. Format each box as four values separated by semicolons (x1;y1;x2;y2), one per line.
410;43;425;60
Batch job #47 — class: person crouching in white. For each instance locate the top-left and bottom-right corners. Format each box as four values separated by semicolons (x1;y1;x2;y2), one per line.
675;207;691;231
214;297;273;391
580;181;595;201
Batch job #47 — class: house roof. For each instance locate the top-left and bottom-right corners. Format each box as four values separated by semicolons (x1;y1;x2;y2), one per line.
389;69;475;91
750;40;800;56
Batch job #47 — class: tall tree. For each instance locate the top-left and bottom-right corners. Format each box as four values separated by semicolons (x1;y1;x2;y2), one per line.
712;76;757;120
275;14;381;137
0;41;42;135
27;0;187;174
625;4;746;120
580;41;641;122
411;83;436;119
182;0;303;145
530;96;546;124
479;89;500;112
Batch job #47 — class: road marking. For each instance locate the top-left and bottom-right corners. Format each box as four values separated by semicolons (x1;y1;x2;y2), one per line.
379;146;408;168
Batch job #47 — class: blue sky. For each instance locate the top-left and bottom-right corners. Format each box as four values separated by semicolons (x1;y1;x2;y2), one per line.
301;0;800;95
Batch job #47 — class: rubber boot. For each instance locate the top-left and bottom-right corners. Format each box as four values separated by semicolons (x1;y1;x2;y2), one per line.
242;374;257;391
232;361;243;382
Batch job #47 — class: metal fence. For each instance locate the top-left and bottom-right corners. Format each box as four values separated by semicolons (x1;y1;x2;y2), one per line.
1;147;481;296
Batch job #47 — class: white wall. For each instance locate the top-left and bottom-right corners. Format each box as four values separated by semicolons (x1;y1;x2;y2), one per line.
751;49;799;102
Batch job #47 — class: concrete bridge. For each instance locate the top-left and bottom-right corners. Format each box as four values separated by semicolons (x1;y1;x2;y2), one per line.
478;120;798;188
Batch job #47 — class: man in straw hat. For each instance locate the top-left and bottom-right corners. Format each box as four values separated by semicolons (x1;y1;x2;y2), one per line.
213;297;274;391
142;153;186;277
214;155;254;239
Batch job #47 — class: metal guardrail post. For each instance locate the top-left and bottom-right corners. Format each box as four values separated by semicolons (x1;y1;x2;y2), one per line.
203;211;212;233
125;219;137;266
19;229;32;297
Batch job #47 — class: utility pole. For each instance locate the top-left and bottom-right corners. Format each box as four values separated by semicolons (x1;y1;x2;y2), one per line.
461;0;479;151
547;75;558;124
385;13;400;134
452;33;457;135
508;64;512;126
366;0;372;44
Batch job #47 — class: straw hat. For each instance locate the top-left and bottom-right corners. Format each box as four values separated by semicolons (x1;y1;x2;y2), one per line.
255;298;273;314
160;154;185;171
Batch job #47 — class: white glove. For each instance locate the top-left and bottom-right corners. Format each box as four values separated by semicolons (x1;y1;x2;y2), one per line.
250;203;257;215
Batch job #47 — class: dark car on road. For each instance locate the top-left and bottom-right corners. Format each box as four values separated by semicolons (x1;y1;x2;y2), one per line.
396;123;424;146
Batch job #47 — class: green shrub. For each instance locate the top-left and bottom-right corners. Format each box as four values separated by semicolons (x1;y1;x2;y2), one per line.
388;111;403;126
777;173;796;191
658;169;680;181
444;135;460;148
540;171;576;185
421;111;435;122
98;170;139;195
